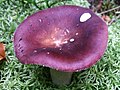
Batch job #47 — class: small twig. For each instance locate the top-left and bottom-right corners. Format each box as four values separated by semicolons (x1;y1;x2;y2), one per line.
100;6;120;14
116;11;120;14
108;14;120;26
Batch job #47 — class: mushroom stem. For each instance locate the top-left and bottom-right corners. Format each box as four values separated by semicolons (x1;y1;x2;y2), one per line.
50;69;73;86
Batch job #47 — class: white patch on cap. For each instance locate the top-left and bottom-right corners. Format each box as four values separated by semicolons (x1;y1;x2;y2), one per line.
65;29;69;33
33;50;37;53
70;38;75;42
59;48;62;50
39;19;42;22
75;33;79;35
63;40;68;44
80;13;91;22
47;52;50;54
54;40;61;47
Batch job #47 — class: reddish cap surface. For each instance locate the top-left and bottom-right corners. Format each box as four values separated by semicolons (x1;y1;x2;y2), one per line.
13;5;108;72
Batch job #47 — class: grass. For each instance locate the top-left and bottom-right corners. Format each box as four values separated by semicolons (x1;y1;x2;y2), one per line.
0;0;120;90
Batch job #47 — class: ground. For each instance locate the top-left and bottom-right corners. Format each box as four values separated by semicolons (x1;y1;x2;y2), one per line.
0;0;120;90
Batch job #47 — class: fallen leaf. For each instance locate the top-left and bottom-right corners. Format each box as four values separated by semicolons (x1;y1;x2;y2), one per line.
0;42;6;61
101;15;111;23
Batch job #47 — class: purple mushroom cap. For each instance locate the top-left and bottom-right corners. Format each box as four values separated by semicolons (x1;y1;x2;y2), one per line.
13;5;108;72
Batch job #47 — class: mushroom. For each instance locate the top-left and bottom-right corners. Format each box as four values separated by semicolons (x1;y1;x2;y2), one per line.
13;5;108;85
